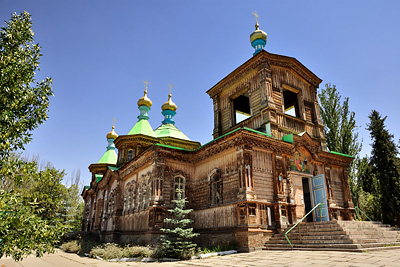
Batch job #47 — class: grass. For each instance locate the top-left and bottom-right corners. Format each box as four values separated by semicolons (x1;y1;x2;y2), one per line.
383;244;399;247
201;244;237;254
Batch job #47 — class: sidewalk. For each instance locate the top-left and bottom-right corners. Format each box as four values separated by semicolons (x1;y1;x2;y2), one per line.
2;248;400;267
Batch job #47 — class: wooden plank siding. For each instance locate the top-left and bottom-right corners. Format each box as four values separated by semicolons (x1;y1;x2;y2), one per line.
252;149;274;202
191;204;238;229
331;166;345;207
271;66;313;103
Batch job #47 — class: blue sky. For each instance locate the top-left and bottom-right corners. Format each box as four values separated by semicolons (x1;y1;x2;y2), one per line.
1;0;399;186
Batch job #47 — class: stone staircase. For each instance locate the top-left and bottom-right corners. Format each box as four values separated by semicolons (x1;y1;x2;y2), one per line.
264;220;400;252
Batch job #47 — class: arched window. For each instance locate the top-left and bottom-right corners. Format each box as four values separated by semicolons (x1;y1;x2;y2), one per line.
127;150;133;161
174;176;185;199
211;171;223;205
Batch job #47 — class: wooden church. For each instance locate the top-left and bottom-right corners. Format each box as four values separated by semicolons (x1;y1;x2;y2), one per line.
81;17;355;251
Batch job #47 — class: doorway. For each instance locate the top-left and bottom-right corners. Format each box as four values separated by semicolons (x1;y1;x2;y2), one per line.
302;177;313;222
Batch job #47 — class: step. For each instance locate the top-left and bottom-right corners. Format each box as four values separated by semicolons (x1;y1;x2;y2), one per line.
263;247;363;252
353;238;400;244
270;234;351;242
267;239;354;245
265;220;400;253
273;230;347;238
265;243;361;249
348;233;399;239
284;226;343;233
358;242;400;248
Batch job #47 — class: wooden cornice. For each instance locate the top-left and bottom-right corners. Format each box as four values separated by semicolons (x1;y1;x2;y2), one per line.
207;50;322;98
114;134;159;149
319;151;354;167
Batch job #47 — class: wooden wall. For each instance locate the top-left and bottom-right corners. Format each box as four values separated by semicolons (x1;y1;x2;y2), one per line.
330;166;345;207
191;204;238;229
252;148;274;202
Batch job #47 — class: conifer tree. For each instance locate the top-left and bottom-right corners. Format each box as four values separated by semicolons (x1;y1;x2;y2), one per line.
160;189;199;260
366;110;400;226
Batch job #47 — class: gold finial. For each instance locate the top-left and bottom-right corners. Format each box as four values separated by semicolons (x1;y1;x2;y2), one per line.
138;80;152;107
143;80;150;94
252;11;260;30
167;83;173;97
107;121;118;139
252;11;259;23
250;11;267;44
162;84;177;112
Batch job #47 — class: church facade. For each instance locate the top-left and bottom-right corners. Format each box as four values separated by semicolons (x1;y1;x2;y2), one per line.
81;21;355;251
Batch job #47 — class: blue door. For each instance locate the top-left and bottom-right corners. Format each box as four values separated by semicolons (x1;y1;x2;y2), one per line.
311;174;329;222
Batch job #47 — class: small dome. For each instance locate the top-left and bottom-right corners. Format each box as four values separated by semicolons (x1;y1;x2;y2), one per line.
250;22;267;43
161;93;177;112
137;89;152;108
106;126;118;139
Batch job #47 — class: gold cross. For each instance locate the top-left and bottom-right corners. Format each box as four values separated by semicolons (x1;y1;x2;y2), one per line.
143;80;150;91
252;11;260;24
167;83;173;95
112;117;116;127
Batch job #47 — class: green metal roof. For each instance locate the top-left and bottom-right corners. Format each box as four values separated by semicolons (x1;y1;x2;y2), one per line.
154;123;190;140
108;166;120;171
329;151;355;158
97;149;117;164
127;119;156;137
84;185;90;190
282;133;294;143
243;127;272;138
95;174;103;183
155;143;190;151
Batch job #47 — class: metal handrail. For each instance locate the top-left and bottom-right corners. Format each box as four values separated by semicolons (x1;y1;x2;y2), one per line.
354;206;373;222
284;202;323;248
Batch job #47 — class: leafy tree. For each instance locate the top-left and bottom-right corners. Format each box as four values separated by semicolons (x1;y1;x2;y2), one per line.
0;154;69;261
0;11;71;260
318;83;361;156
0;11;53;160
0;190;65;261
349;155;382;221
349;156;368;206
318;83;362;209
366;110;400;226
161;189;199;260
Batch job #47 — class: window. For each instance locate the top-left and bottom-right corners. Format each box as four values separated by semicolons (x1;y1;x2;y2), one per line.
127;149;133;161
174;176;185;199
211;172;223;205
283;89;300;118
249;204;256;216
233;92;251;123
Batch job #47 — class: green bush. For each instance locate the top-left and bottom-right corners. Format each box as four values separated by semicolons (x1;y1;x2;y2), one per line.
123;245;152;258
62;240;168;260
89;243;153;259
89;243;123;259
60;238;100;255
61;241;80;254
